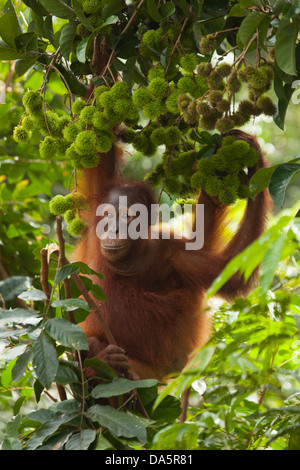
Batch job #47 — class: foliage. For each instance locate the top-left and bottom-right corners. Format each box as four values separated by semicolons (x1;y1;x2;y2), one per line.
0;0;300;451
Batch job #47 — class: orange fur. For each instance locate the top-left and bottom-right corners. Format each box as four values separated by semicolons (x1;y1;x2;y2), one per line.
74;132;270;380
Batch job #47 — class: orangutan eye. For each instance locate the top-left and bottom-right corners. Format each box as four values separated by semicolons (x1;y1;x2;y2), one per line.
122;213;129;219
106;211;114;218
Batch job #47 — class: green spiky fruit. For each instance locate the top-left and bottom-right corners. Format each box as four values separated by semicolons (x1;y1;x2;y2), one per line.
218;187;237;205
64;209;76;223
96;132;113;153
216;99;230;113
208;90;223;105
94;86;110;101
120;128;136;144
66;145;83;169
49;195;73;215
22;90;43;114
82;0;102;14
110;81;129;99
150;128;165;146
196;62;212;77
200;114;217;131
256;95;276;116
80;151;100;168
68;217;86;236
177;77;198;97
199;34;217;55
148;65;165;81
143;100;165;120
164;176;182;195
63;123;81;143
39;136;57;159
165;90;180;114
13;126;30;143
133;133;156;156
80;105;96;123
164;126;181;146
190;170;207;189
74;130;96;155
148;77;168;97
132;87;152;108
177;93;192;111
238;100;255;116
68;193;87;209
22;116;34;132
216;63;231;78
72;99;86;115
216;117;235;133
228;70;242;93
180;53;199;73
204;175;223;197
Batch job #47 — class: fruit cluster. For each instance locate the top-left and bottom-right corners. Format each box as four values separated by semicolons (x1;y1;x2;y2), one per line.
13;24;276;232
190;136;258;205
49;193;88;236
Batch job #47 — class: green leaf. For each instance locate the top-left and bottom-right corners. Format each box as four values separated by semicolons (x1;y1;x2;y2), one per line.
151;423;198;450
18;288;47;301
32;333;59;389
260;232;288;293
273;71;295;130
56;263;80;283
0;307;40;326
151;395;182;422
249;165;278;198
73;0;94;31
160;2;176;18
0;6;22;48
275;18;298;76
53;62;88;96
44;15;56;46
237;11;266;46
21;0;49;16
89;283;107;301
269;162;300;206
188;346;215;373
228;4;247;17
65;430;97;450
0;275;32;301
84;357;117;379
15;56;38;76
59;21;77;60
12;348;32;383
76;38;89;63
25;413;78;450
86;405;148;443
101;0;124;20
15;32;38;52
71;261;105;278
51;298;90;311
206;206;300;299
284;0;300;19
147;0;162;22
45;318;89;350
0;39;31;59
54;363;79;384
38;0;76;20
93;15;119;33
91;378;158;398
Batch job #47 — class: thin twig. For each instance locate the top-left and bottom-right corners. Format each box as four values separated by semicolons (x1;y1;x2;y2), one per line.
179;387;190;423
121;0;146;36
166;17;189;75
40;248;51;304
